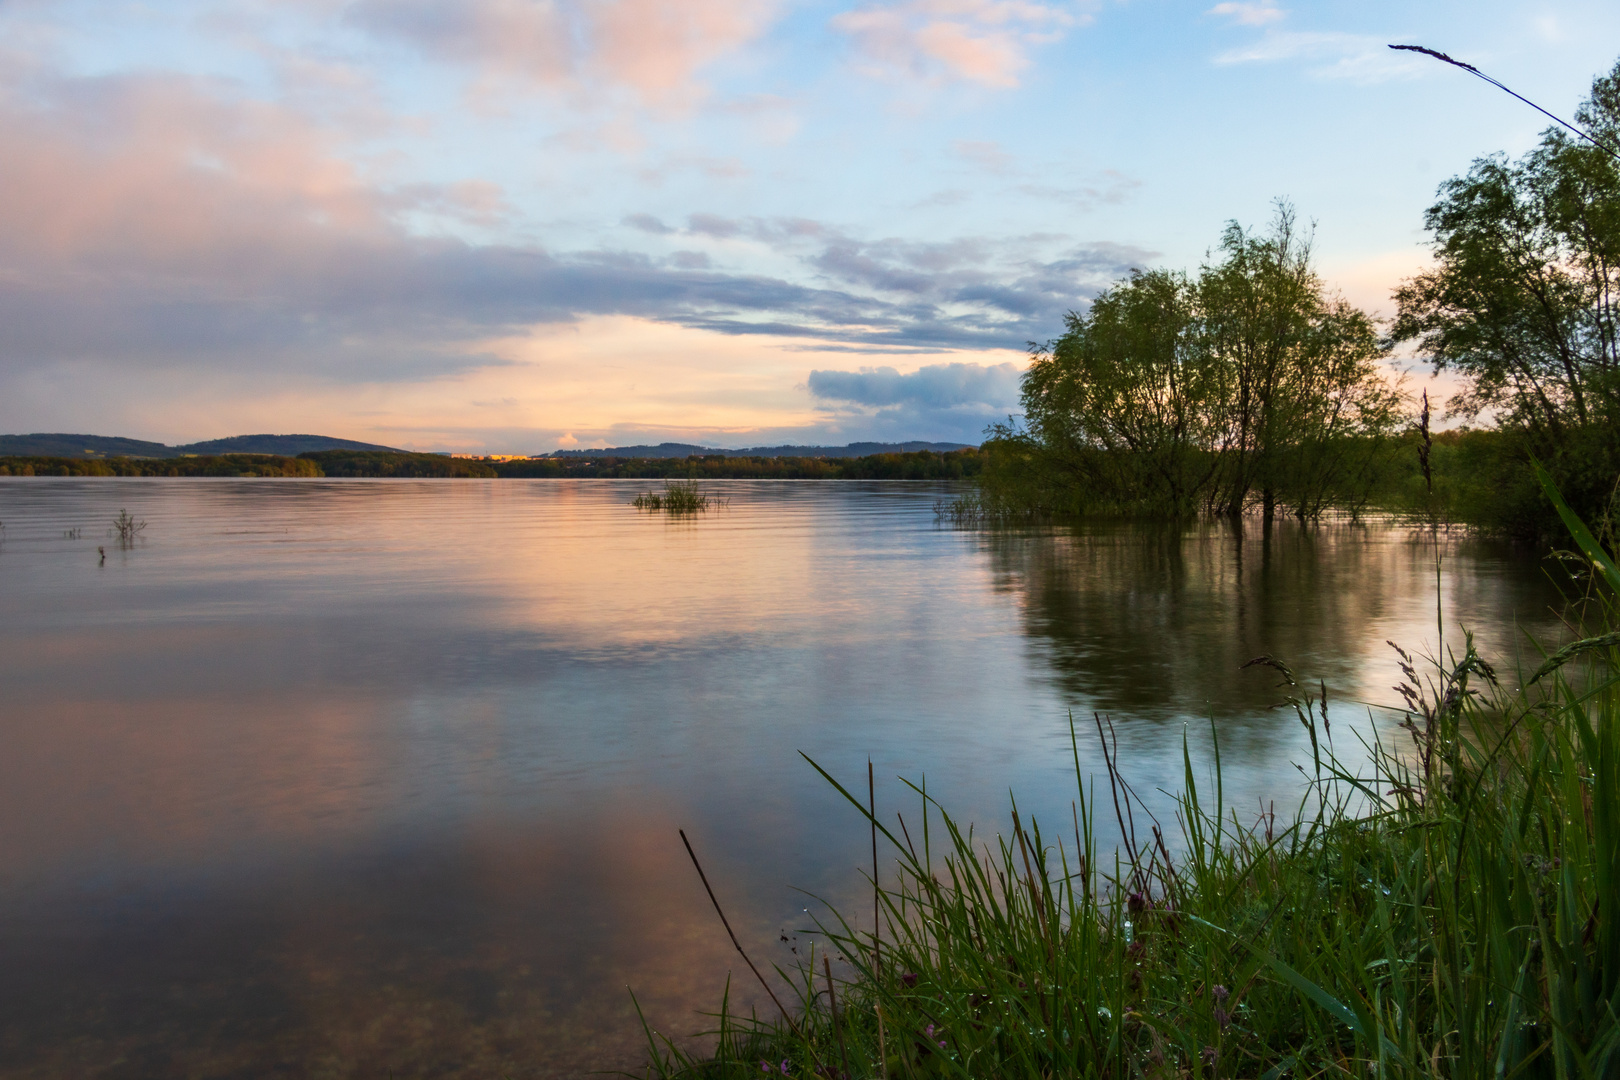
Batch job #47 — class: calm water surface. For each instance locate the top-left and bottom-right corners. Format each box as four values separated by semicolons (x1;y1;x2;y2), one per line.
0;479;1565;1078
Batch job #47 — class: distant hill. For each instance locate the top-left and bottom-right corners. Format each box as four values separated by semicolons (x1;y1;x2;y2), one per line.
0;432;401;458
0;433;176;458
176;434;402;455
550;440;975;459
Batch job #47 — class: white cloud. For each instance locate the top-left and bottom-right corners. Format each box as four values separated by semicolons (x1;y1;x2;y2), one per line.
1207;2;1285;26
1214;30;1430;83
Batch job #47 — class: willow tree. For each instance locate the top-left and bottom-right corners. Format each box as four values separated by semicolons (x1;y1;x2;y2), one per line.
1013;268;1218;518
1391;58;1620;533
987;205;1402;520
1278;296;1403;518
1197;209;1320;517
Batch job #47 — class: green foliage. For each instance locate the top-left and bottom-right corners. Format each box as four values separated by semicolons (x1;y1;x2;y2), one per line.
649;497;1620;1079
299;450;498;477
1378;427;1620;540
835;452;984;481
1013;267;1216;517
988;204;1403;522
1392;57;1620;540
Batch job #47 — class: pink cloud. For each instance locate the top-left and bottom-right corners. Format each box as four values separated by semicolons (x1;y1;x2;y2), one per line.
591;0;774;97
347;0;779;106
0;69;529;379
830;0;1084;89
0;74;392;272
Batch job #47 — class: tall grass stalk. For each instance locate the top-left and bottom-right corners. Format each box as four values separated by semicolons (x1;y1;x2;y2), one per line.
646;499;1619;1078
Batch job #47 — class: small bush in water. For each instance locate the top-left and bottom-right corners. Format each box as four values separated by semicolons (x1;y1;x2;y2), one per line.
634;480;710;513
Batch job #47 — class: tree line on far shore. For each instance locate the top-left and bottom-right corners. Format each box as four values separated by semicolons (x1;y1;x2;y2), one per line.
0;448;986;481
0;454;322;477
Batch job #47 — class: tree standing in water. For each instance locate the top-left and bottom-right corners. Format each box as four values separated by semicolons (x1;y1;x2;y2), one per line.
988;202;1401;520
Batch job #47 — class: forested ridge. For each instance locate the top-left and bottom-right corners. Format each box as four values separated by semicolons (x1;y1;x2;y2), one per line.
0;454;321;477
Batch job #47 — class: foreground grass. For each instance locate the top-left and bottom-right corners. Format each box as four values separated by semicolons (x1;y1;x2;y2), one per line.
645;493;1620;1078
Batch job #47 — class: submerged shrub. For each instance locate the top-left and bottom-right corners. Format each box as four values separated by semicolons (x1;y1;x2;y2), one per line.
111;509;145;545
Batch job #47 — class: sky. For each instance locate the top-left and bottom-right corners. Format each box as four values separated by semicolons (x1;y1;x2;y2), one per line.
1;0;1618;453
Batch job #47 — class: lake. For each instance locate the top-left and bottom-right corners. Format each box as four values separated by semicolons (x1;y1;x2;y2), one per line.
0;479;1566;1078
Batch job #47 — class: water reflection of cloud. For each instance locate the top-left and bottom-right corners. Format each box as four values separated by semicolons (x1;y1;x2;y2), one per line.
0;793;775;1078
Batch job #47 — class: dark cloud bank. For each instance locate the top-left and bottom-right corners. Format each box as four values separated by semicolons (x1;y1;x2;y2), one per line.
802;360;1026;440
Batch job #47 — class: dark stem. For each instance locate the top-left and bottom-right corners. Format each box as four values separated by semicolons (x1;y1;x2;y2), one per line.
869;759;880;978
823;954;852;1080
679;829;801;1035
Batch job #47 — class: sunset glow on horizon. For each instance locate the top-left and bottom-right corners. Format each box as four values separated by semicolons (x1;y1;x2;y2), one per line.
1;0;1616;453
